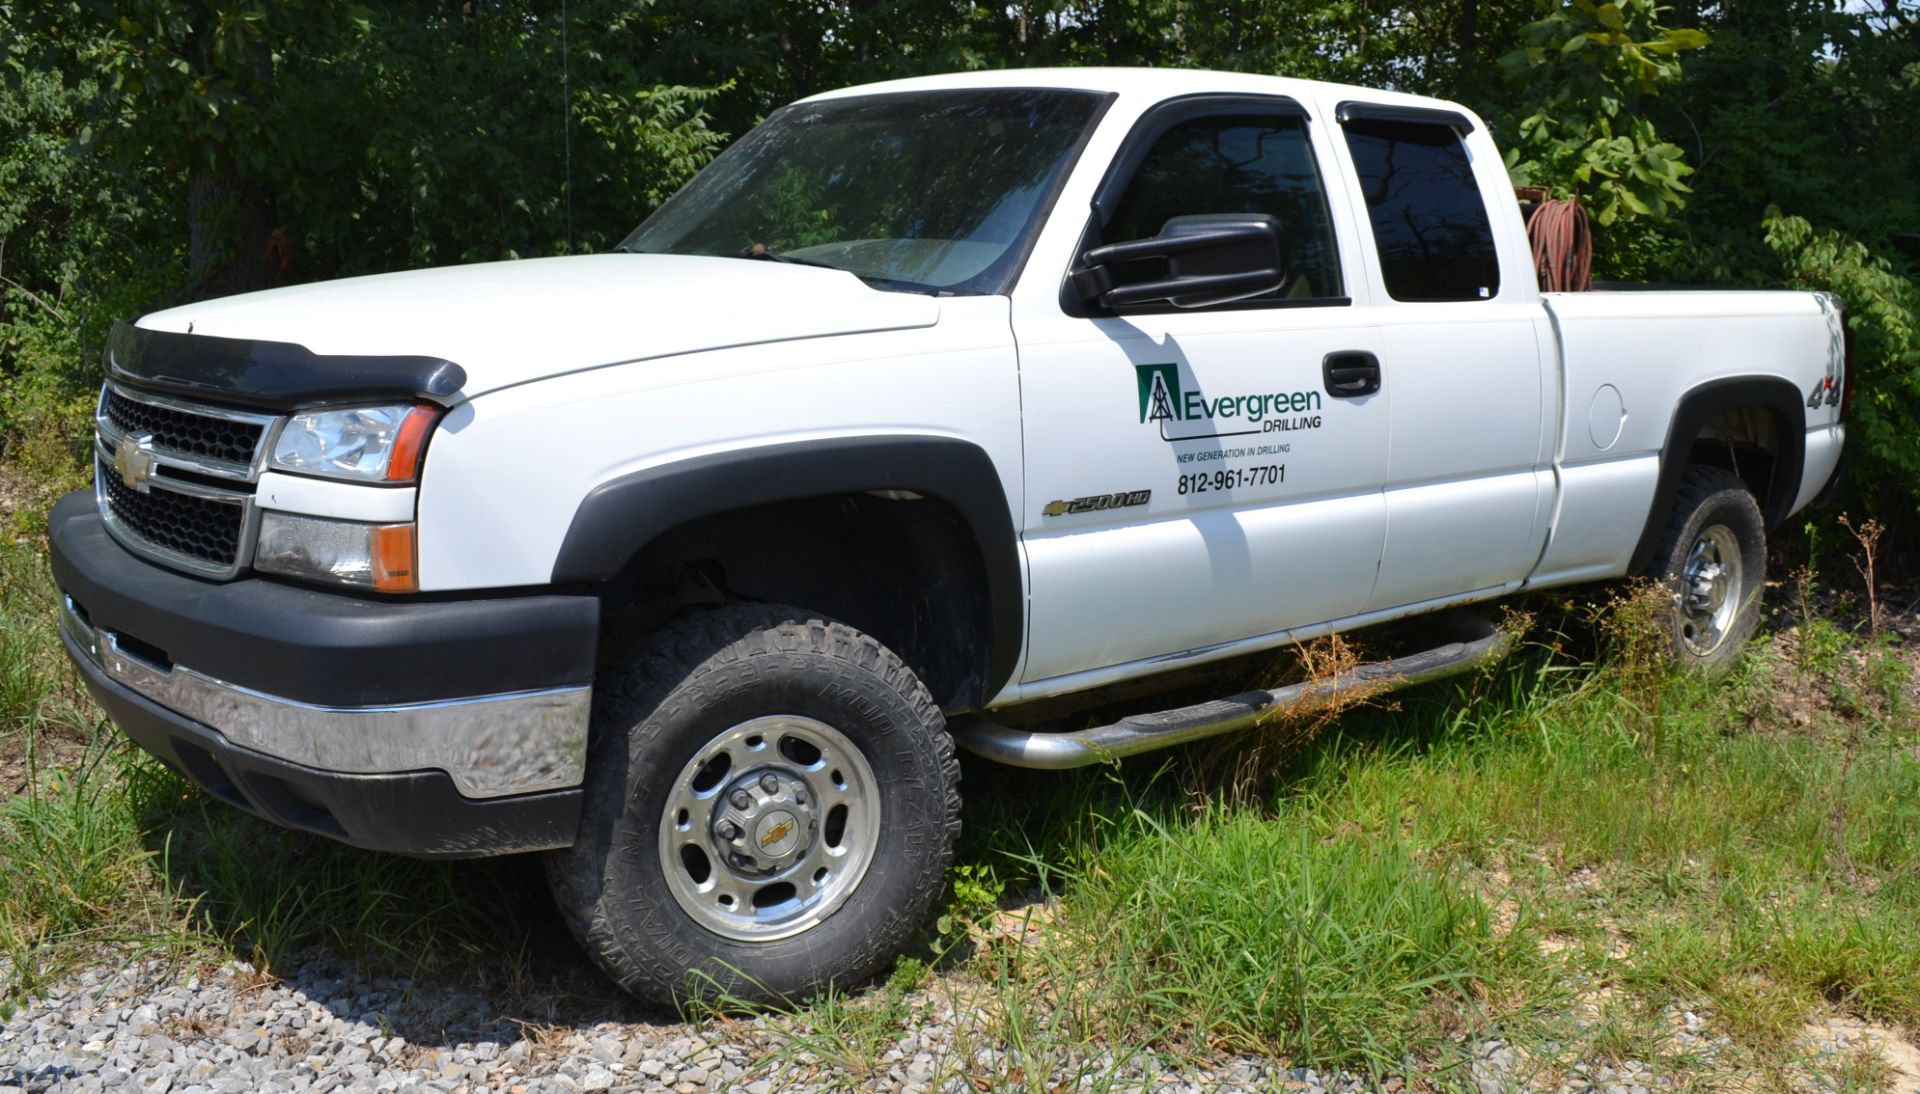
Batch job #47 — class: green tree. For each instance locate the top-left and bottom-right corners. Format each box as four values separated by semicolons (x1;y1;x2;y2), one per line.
4;0;1919;518
1498;0;1709;229
2;2;730;296
7;2;377;298
1652;1;1920;283
1764;210;1920;510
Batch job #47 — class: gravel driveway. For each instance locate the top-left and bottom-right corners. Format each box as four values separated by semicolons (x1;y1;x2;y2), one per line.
0;956;1370;1094
5;952;1905;1093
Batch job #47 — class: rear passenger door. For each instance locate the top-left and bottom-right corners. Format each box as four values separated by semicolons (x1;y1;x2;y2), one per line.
1329;105;1553;612
1014;97;1390;685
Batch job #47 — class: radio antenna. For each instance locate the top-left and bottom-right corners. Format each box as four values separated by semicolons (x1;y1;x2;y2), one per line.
562;0;573;253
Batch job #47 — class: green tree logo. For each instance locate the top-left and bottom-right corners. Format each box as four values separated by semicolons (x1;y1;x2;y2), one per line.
1135;363;1182;424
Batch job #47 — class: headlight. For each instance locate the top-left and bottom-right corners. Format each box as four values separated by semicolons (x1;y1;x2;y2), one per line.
255;512;418;593
270;404;438;483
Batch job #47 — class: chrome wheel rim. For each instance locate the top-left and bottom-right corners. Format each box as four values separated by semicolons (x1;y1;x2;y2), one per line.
658;715;880;942
1679;524;1742;656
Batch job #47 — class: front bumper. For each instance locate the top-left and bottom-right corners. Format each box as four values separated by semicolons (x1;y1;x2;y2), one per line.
48;490;600;857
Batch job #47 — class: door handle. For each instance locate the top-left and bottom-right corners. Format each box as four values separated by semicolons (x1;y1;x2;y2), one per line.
1322;351;1381;398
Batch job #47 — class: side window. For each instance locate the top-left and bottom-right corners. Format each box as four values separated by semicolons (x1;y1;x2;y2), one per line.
1340;119;1499;302
1103;114;1344;303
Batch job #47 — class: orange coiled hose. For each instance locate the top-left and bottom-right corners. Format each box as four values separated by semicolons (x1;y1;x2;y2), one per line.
1527;198;1593;293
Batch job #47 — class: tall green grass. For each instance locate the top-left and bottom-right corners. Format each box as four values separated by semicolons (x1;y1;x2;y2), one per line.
1;537;177;1005
0;536;575;1003
0;743;195;1007
1058;808;1535;1065
1;533;78;738
942;600;1920;1078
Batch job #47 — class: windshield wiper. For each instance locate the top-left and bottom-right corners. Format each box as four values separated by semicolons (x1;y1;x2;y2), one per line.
740;244;845;272
618;243;940;292
606;242;839;272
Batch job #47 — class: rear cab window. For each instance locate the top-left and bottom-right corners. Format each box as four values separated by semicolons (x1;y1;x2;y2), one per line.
1339;114;1500;302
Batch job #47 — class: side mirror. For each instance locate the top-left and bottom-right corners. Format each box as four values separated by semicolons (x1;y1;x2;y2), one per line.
1071;214;1286;310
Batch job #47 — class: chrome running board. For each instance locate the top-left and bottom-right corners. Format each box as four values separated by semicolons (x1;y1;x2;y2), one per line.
950;613;1513;770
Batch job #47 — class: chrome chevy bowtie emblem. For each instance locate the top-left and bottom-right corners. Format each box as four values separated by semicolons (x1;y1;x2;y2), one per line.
113;432;158;493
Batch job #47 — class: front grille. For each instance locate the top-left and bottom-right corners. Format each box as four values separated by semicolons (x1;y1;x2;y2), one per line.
101;386;265;468
93;383;276;578
98;457;246;569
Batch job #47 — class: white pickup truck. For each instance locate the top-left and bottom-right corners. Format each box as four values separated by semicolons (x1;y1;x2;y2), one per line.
50;68;1847;1002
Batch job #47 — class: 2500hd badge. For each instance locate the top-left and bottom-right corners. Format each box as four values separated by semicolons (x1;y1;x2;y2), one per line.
1042;490;1152;517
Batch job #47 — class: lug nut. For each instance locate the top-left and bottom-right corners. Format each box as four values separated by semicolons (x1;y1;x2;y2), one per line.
716;821;739;841
760;773;780;794
793;789;807;805
730;789;751;810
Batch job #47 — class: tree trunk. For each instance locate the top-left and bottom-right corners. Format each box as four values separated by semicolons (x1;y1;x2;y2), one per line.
182;14;279;303
185;159;277;301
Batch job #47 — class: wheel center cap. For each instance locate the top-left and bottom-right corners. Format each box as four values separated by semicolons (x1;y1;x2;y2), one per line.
755;810;801;857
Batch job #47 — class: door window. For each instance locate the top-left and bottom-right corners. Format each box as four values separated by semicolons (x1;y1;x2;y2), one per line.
1341;119;1500;302
1102;115;1344;304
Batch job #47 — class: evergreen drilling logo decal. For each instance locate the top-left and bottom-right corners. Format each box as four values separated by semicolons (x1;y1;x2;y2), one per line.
1132;362;1324;442
1136;363;1183;425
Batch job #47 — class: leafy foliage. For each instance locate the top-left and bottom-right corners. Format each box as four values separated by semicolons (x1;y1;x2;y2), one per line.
1499;0;1707;229
3;0;1919;511
1763;211;1920;509
1654;1;1920;284
0;55;174;490
0;1;733;465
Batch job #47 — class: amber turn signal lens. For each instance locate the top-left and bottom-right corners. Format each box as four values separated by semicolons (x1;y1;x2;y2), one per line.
385;405;440;483
371;524;418;593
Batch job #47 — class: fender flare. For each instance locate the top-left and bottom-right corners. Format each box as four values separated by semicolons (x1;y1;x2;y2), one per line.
550;435;1023;701
1627;375;1806;574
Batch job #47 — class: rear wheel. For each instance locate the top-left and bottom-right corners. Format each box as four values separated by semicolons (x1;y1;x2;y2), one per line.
1647;465;1767;672
547;605;959;1004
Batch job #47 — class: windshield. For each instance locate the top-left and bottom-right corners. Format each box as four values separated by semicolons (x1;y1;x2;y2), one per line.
618;89;1109;295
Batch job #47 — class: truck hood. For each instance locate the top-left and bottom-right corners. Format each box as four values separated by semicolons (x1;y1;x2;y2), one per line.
135;253;943;400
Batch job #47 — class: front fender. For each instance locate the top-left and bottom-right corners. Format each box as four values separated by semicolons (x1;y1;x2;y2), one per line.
551;434;1024;701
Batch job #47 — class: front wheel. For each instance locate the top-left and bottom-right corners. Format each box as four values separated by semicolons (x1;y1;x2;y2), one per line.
547;606;960;1005
1647;465;1767;672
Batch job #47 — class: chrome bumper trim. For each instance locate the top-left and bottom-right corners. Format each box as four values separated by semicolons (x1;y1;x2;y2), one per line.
61;596;589;799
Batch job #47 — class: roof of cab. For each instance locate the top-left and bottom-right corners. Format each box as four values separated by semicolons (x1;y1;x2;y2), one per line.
797;66;1481;123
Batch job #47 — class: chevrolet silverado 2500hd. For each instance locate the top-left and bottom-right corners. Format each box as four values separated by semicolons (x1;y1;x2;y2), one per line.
50;68;1848;1002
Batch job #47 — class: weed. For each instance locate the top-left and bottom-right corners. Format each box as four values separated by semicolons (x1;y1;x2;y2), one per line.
772;979;914;1078
933;861;1002;960
1584;996;1665;1065
1820;1043;1895;1093
1180;630;1397;807
1836;513;1886;639
885;956;927;995
1598;578;1672;741
0;743;194;998
1048;805;1533;1068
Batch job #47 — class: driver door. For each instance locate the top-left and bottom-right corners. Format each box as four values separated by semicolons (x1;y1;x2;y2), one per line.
1013;98;1391;686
